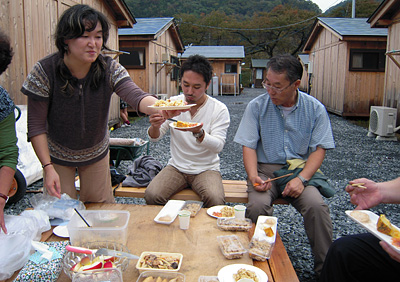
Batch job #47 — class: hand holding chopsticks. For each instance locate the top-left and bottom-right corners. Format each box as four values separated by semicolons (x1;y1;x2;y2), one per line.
254;172;294;186
350;183;367;189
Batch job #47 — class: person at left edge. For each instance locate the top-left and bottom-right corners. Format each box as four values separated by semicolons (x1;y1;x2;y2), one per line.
20;4;180;203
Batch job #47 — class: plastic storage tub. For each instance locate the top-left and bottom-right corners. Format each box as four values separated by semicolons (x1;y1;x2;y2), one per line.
136;270;185;282
217;235;247;259
67;210;130;246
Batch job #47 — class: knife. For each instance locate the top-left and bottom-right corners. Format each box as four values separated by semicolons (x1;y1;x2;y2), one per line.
66;245;139;260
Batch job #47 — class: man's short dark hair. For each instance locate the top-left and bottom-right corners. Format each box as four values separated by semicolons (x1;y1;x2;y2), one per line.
0;29;13;76
267;54;303;83
180;55;213;85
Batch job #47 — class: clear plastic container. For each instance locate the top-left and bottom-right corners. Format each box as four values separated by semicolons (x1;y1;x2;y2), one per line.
248;237;274;261
217;235;247;259
136;270;185;282
181;200;203;217
67;210;130;246
198;276;219;282
136;251;183;273
216;218;252;231
72;267;123;282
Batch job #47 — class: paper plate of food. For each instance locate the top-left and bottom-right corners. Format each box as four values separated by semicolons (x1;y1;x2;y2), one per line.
345;210;400;253
169;121;202;130
148;99;195;110
218;264;268;282
207;205;235;219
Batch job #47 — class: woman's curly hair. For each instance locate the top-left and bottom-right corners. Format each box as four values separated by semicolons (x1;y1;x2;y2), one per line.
0;29;13;76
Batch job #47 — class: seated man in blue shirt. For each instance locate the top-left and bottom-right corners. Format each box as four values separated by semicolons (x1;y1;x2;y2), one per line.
234;54;335;276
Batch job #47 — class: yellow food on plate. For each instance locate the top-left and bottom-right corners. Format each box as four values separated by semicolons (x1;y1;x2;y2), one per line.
174;121;199;128
153;99;185;107
233;268;259;282
220;206;234;217
377;214;393;236
264;226;274;237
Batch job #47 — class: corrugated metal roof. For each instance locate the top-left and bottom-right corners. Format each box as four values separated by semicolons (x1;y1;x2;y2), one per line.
318;17;387;37
118;17;174;36
251;59;268;68
181;46;245;59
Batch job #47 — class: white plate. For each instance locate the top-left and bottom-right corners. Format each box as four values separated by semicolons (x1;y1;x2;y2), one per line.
169;121;201;130
148;104;196;110
345;210;400;254
154;200;186;225
254;216;278;243
53;225;69;238
207;205;235;219
218;264;268;282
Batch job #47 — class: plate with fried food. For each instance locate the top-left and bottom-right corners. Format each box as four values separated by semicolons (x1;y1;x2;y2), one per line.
169;121;202;130
148;99;195;110
218;264;268;282
207;205;235;219
345;210;400;253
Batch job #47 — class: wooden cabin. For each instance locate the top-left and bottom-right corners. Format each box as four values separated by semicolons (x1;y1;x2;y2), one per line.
303;17;388;117
368;0;400;123
118;17;184;105
181;46;245;95
0;0;135;126
250;59;268;88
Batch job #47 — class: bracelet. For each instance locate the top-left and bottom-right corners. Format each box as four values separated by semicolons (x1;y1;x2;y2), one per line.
0;192;9;203
42;162;53;169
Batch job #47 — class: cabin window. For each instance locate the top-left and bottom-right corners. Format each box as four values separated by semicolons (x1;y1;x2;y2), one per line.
225;63;237;73
119;47;145;69
171;56;179;81
349;49;385;72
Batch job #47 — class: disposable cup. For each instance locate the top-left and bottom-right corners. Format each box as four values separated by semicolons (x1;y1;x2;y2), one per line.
234;205;246;219
178;210;191;230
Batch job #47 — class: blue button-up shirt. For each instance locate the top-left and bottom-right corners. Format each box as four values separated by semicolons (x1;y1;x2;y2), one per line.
234;90;335;164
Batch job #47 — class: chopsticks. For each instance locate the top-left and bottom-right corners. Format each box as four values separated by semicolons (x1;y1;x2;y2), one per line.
254;173;294;186
168;118;178;122
350;183;367;189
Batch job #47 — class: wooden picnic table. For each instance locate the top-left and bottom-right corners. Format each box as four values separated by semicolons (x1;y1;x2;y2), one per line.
6;203;299;282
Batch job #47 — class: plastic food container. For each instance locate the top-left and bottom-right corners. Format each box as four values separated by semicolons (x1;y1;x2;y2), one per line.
72;268;123;282
67;210;130;246
136;270;185;282
63;241;130;279
216;218;252;231
198;276;219;282
181;200;203;217
248;237;274;261
217;235;247;259
136;251;183;273
248;215;277;261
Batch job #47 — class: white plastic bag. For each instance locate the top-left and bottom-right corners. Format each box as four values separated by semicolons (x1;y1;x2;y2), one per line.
30;193;85;220
0;210;50;280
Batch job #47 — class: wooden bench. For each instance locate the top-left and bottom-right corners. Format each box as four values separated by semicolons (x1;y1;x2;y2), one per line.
114;179;289;204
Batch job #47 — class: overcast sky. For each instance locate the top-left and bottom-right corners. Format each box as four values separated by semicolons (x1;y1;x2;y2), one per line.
310;0;345;12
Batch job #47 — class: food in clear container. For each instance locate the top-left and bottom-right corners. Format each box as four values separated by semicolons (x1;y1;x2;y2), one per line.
136;270;185;282
181;201;203;217
217;218;252;231
233;268;259;282
217;235;247;259
136;252;183;273
248;237;274;261
198;276;219;282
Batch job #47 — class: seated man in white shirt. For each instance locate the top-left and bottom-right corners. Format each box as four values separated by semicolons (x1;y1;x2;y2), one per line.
144;55;230;207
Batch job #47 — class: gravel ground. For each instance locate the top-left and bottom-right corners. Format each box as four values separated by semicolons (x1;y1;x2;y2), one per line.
5;88;400;281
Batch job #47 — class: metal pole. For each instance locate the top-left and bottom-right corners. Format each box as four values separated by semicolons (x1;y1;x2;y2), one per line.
352;0;356;18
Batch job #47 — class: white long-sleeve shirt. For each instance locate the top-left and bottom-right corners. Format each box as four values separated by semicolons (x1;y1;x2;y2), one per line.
148;95;230;174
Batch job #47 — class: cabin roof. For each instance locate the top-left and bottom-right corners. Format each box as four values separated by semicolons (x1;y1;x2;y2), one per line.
181;46;245;59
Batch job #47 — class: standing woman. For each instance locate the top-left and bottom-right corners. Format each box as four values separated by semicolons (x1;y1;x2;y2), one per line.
21;5;163;203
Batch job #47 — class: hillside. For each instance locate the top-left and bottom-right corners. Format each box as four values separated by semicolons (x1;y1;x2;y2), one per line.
125;0;321;18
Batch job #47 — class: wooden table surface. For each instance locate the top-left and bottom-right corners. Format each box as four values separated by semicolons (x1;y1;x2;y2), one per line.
6;203;299;282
